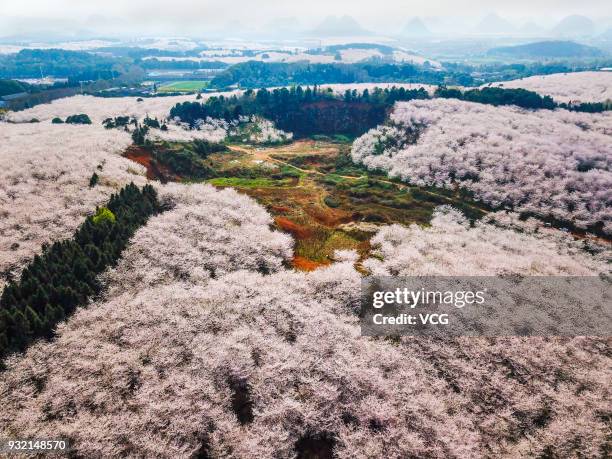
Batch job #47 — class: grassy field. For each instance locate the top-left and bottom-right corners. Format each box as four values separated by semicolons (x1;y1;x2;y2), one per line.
206;141;488;270
157;80;210;93
128;139;489;271
208;177;293;188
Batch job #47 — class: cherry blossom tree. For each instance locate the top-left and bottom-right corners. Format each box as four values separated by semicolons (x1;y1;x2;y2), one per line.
0;122;146;290
352;99;612;234
488;71;612;103
1;93;610;459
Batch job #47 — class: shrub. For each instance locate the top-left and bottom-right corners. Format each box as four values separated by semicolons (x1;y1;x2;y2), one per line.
131;124;149;145
51;117;64;124
89;172;99;188
103;116;132;129
154;149;215;179
92;207;116;225
191;139;227;158
143;116;161;129
324;195;340;208
65;114;92;125
332;134;352;143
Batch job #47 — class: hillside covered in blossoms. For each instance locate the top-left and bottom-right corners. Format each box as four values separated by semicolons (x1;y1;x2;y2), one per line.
0;68;610;458
351;98;612;234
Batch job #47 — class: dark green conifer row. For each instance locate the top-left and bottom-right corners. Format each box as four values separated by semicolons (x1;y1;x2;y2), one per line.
0;183;161;364
169;85;431;137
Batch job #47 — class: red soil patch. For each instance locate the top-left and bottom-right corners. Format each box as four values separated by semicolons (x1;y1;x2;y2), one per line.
305;204;352;227
124;146;156;179
275;217;313;239
292;256;329;272
124;145;174;182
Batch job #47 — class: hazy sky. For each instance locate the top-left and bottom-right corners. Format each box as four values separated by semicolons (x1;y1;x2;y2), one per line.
1;0;611;37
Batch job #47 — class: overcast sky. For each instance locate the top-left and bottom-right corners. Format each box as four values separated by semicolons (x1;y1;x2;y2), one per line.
1;0;611;38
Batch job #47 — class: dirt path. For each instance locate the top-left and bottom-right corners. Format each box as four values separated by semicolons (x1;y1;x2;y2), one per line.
228;144;488;215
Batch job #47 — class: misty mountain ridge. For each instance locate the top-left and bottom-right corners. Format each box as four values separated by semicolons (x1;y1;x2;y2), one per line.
308;15;371;37
402;17;432;37
487;40;605;58
552;15;596;37
474;13;516;34
265;17;301;31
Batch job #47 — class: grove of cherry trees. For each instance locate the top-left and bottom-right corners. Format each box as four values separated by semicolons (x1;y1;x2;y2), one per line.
1;82;611;457
7;94;198;124
0;182;609;457
352;98;612;234
364;206;608;276
0;122;146;291
489;71;612;103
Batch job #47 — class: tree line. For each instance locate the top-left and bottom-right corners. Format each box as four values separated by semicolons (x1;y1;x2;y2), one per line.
435;86;557;110
170;84;609;138
0;183;161;364
435;86;610;112
170;85;430;137
209;60;612;90
210;61;449;89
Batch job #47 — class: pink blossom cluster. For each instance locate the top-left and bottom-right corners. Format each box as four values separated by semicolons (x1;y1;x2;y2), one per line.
352;99;612;234
0;122;146;290
231;115;293;144
364;206;608;276
1;94;610;458
7;94;198;124
0;182;609;457
488;71;612;103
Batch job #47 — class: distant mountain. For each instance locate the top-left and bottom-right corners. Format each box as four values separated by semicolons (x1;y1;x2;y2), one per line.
487;40;605;58
552;15;596;36
402;17;432;37
474;13;516;34
519;22;545;35
308;15;371;37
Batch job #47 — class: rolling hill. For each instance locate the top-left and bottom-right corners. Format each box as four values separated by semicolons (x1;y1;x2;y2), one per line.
487;40;605;58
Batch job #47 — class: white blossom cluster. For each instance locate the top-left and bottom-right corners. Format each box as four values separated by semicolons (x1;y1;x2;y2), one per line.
189;115;293;145
0;184;609;457
0;122;146;290
1;95;611;457
102;183;294;292
144;116;229;143
352;99;612;234
488;71;612;103
365;206;608;276
7;94;199;124
232;115;293;144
